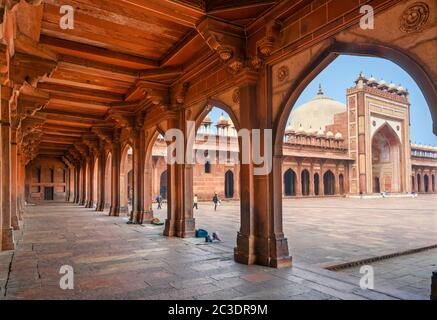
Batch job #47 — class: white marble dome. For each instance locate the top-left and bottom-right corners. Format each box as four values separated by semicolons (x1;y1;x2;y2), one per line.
335;132;343;140
326;131;334;138
289;87;346;134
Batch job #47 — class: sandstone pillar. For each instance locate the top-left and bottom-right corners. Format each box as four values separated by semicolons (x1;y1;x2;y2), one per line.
1;94;14;250
10;127;19;230
296;162;302;196
131;128;152;224
163;114;195;237
96;151;106;211
309;164;315;196
334;163;340;195
233;72;291;268
109;134;121;216
85;156;95;208
79;161;86;205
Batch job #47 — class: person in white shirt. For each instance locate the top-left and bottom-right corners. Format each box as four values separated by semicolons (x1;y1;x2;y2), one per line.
193;194;198;210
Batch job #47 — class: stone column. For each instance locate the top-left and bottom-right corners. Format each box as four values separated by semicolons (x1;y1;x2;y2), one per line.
131;128;152;224
163;113;195;237
96;150;106;211
309;162;315;196
420;173;425;193
10;127;19;230
296;162;302;196
73;165;79;203
79;161;87;205
85;156;95;208
334;163;340;195
109;134;121;216
233;72;291;268
1;94;14;250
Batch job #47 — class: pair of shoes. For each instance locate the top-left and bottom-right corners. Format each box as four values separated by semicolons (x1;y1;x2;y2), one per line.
212;232;222;241
205;235;213;243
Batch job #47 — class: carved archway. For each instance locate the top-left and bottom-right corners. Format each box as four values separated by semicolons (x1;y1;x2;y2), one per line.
371;123;402;193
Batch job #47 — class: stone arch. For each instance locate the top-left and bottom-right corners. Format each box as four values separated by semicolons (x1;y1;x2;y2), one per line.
371;123;402;193
339;173;345;195
424;174;430;193
301;169;310;196
417;173;422;192
274;41;437;155
314;173;320;196
432;175;436;192
323;170;335;196
284;169;296;196
225;170;234;198
145;127;166;211
193;99;241;133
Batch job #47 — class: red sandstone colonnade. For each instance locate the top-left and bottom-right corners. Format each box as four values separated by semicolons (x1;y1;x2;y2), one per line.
1;0;436;270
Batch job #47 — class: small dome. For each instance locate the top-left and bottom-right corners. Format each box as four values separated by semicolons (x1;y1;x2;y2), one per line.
306;126;314;135
296;124;305;134
326;131;334;138
203;115;212;124
335;132;343;140
367;75;377;85
378;79;388;89
317;128;325;137
388;82;397;92
355;71;367;83
217;113;229;126
397;85;406;95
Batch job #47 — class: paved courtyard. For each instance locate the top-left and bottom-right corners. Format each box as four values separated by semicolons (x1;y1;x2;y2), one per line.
0;195;435;300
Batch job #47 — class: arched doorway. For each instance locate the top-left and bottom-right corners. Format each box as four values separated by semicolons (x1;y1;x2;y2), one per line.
424;175;429;193
433;175;436;192
160;170;168;199
284;169;296;196
324;170;335;195
372;124;402;193
411;175;415;193
225;170;234;198
301;169;310;196
339;174;344;195
417;174;422;192
374;177;381;193
314;173;320;196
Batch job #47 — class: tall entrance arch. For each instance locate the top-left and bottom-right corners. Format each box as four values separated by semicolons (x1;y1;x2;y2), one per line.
371;124;402;193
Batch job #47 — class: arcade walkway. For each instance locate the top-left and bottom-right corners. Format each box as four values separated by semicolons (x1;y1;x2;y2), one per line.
0;202;429;300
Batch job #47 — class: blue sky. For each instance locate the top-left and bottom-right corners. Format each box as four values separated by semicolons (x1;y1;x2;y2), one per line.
206;55;436;146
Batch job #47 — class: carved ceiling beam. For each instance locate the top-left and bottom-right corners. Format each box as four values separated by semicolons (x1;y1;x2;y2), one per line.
126;80;169;107
197;17;245;74
92;126;115;146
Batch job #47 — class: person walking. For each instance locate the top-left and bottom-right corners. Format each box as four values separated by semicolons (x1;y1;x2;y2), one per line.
156;194;162;209
193;194;198;210
212;192;220;211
